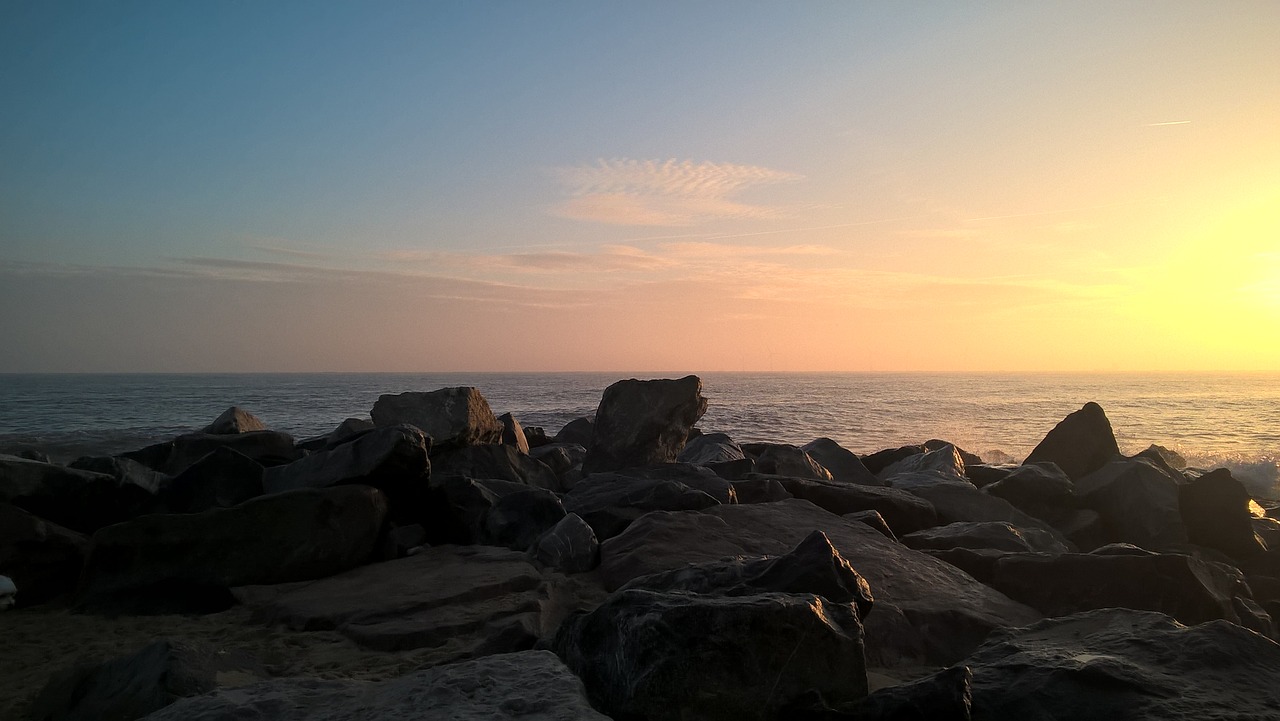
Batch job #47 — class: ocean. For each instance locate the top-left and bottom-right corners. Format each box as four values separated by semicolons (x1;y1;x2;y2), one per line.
1;372;1277;496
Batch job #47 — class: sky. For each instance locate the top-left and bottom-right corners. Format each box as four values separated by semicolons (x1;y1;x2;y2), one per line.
1;1;1278;372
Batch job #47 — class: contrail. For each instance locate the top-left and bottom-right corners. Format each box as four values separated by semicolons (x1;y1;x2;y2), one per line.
1145;120;1192;126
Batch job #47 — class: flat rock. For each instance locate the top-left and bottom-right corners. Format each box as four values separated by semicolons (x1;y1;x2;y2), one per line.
582;376;707;474
1022;402;1121;481
902;521;1070;555
370;386;503;450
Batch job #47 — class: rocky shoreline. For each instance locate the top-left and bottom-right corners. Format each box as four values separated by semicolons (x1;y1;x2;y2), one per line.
3;375;1280;720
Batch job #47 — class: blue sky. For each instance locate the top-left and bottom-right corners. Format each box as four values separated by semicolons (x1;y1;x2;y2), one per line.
2;2;1278;371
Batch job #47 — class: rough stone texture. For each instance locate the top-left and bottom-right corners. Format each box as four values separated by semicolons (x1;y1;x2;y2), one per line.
842;510;897;541
560;470;721;540
582;375;707;474
747;443;834;481
237;545;544;655
122;431;298;476
897;482;1072;549
370;386;503;450
769;475;938;536
1022;401;1121;481
553;417;594;449
67;456;170;499
0;454;160;534
827;665;973;721
432;443;560;491
859;445;924;475
678;432;746;465
982;462;1074;513
1135;443;1187;470
531;513;600;573
483;487;567;551
427;476;533;545
902;521;1071;555
802;437;882;485
553;590;867;721
963;609;1280;720
0;502;88;606
26;639;266;721
731;475;792;504
139;651;610;721
965;463;1016;488
78;485;388;614
161;446;263;513
1076;457;1188;550
202;406;268;434
597;499;1040;666
529;443;586;480
498;412;531;455
879;444;966;481
1178;467;1267;558
324;418;375;448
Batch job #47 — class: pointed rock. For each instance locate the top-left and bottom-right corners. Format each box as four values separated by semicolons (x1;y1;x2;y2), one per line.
1022;402;1120;481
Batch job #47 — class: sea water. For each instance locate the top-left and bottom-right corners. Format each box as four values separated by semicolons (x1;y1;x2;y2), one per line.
1;372;1276;495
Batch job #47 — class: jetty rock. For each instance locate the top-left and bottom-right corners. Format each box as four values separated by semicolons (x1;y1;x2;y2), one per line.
370;386;503;451
202;405;268;434
582;375;707;474
1023;401;1121;480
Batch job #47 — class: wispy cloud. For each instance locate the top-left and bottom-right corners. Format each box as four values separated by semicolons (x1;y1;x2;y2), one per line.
551;158;801;226
1145;120;1192;127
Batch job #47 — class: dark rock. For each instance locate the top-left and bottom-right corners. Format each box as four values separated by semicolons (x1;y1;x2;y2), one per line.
771;475;938;536
1254;516;1280;549
859;445;924;475
386;523;427;557
25;639;265;721
1179;467;1267;558
1090;542;1158;556
582;376;707;474
597;499;1040;666
0;503;88;606
553;417;594;448
897;482;1071;549
1045;508;1110;551
924;439;983;467
483;487;566;551
920;547;1007;586
1135;443;1187;469
326;417;375;446
523;425;551;448
677;432;745;465
601;463;736;503
982;462;1074;513
427;476;532;545
140;650;610;721
842;510;897;540
68;455;169;497
706;457;756;480
802;437;882;485
880;444;966;481
528;442;586;479
747;443;834;480
121;431;297;476
202;406;267;434
161;447;263;513
0;455;160;534
1076;457;1187;550
77;485;388;614
432;443;560;491
824;665;973;721
1022;401;1121;481
370;386;503;450
553;589;868;721
531;513;599;573
560;470;721;540
497;412;530;455
964;463;1016;488
732;475;793;503
902;521;1070;554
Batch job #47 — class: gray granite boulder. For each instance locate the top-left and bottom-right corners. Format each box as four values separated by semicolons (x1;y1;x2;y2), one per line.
370;386;503;450
582;376;707;474
802;437;882;485
202;406;268;434
531;513;600;573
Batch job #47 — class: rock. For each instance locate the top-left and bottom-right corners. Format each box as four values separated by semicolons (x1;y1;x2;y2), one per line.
990;551;1253;626
961;609;1280;720
121;431;297;476
0;574;13;609
26;639;266;721
920;547;1007;586
597;499;1041;666
1091;542;1159;556
370;386;503;450
529;443;586;479
1135;443;1187;469
484;487;567;551
139;650;610;721
603;463;737;503
982;461;1074;513
1047;508;1110;551
824;665;973;721
880;443;966;481
770;475;938;536
0;455;160;534
553;589;868;721
1022;402;1121;481
902;521;1071;554
432;443;560;491
1179;467;1267;558
744;443;834;481
678;432;746;465
842;510;897;540
326;417;375;447
964;463;1016;488
924;438;983;466
497;412;531;455
77;485;388;614
202;406;268;434
731;475;792;503
706;456;756;480
237;545;544;655
160;446;263;513
553;417;594;448
386;523;427;557
802;437;882;485
1076;457;1187;550
68;455;169;497
560;470;721;540
427;476;534;545
0;503;88;606
531;513;600;573
582;376;707;473
1254;516;1280;550
859;445;925;475
896;482;1071;548
524;425;552;448
262;424;430;519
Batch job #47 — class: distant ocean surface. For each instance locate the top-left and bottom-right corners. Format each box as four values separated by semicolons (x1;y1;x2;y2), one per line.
2;372;1277;495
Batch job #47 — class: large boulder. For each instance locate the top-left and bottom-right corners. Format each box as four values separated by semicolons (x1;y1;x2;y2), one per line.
160;446;263;513
859;445;925;475
553;417;594;448
202;406;268;434
483;487;567;551
1022;401;1121;480
746;443;834;481
432;443;560;491
982;461;1074;514
1179;467;1267;558
879;443;966;481
678;432;746;465
121;431;297;476
582;376;707;474
497;412;531;455
0;503;88;606
897;481;1072;548
597;499;1040;666
0;455;159;534
370;386;503;450
426;476;536;545
528;443;586;480
77;485;389;613
801;437;882;485
767;475;938;536
531;513;600;573
1076;457;1187;550
902;521;1071;555
68;455;169;498
560;470;722;540
139;651;610;721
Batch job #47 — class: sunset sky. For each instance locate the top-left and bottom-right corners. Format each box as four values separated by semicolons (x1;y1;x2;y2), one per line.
2;1;1277;372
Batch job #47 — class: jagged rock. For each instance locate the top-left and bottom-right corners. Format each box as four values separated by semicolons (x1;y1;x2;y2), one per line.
881;444;966;481
560;470;721;540
706;457;756;480
1135;443;1187;469
1076;457;1187;550
842;510;897;540
731;475;792;503
432;443;560;491
140;651;609;721
802;438;882;485
202;406;268;434
0;455;160;534
1022;402;1121;480
745;443;834;481
524;425;552;448
678;432;746;465
161;446;263;513
1254;517;1280;550
484;487;567;551
553;589;868;721
370;387;503;450
964;463;1016;488
68;455;169;497
327;417;374;446
77;485;388;614
1179;467;1267;558
0;503;87;606
860;445;925;475
769;475;938;536
896;481;1070;548
531;513;599;573
237;544;544;654
902;521;1070;555
121;431;297;476
597;499;1040;666
427;476;534;545
26;639;266;721
498;412;531;455
529;442;586;479
582;376;707;474
982;462;1074;513
553;417;594;448
924;439;983;466
1047;508;1110;551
